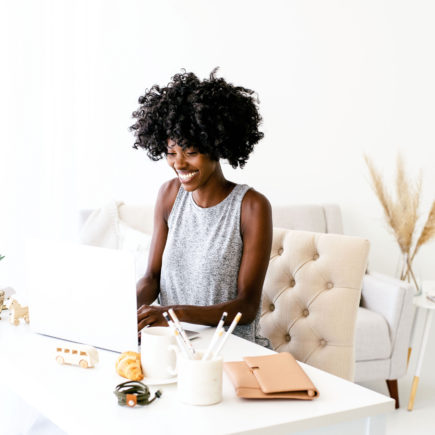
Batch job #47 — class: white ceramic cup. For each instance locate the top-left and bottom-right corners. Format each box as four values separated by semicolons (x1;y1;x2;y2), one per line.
174;349;223;406
140;326;177;379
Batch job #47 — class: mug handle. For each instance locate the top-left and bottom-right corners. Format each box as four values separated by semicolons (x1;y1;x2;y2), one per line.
167;344;178;376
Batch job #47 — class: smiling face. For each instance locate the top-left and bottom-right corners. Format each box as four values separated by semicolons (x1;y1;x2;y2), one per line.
166;139;219;192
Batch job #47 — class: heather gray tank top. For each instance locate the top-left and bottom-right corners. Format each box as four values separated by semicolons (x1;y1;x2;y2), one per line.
160;183;269;346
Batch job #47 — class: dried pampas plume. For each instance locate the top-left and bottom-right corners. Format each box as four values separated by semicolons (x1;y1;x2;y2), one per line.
364;153;434;289
412;201;435;262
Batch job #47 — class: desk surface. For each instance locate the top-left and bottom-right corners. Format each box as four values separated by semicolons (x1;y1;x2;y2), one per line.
0;319;393;435
414;293;435;310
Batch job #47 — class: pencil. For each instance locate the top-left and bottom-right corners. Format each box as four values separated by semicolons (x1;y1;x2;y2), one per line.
168;308;196;358
202;311;227;361
162;311;190;358
213;312;242;357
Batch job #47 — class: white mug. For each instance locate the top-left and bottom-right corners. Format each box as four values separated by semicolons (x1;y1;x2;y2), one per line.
140;326;176;379
173;349;223;406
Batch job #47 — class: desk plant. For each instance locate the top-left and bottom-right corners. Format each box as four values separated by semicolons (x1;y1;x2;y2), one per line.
0;255;5;317
0;255;16;308
364;153;435;295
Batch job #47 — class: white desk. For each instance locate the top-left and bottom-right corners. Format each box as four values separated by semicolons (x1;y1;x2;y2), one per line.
0;319;394;435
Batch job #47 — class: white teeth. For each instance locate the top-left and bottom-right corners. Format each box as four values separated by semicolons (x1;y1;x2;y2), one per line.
178;171;198;181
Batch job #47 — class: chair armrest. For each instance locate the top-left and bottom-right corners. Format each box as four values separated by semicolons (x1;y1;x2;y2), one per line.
361;272;415;379
361;272;414;340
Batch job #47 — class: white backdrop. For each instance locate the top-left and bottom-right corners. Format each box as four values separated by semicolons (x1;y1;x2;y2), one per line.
1;0;434;292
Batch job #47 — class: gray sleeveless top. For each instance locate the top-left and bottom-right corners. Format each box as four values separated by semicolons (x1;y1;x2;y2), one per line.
159;183;269;346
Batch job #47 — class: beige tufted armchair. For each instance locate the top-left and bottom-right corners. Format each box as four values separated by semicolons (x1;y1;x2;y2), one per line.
268;204;414;409
260;229;370;382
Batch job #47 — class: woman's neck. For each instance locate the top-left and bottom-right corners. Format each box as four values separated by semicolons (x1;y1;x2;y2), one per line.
192;164;235;208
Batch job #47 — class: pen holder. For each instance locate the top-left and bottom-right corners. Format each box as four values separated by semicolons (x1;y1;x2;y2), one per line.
175;350;223;406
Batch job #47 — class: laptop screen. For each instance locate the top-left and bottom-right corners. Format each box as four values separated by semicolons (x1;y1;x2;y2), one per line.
25;239;138;353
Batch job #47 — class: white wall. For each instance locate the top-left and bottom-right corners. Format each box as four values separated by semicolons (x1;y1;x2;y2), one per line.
1;0;435;292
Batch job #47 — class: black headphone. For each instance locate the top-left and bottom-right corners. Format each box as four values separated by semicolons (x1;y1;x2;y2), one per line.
114;381;162;407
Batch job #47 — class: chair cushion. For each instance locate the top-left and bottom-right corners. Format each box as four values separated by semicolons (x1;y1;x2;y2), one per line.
355;307;391;361
260;229;369;381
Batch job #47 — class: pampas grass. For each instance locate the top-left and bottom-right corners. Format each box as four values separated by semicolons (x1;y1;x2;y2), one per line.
364;153;434;290
412;201;435;262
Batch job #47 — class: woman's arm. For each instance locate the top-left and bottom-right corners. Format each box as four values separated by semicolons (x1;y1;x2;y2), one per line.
137;189;272;329
136;179;180;308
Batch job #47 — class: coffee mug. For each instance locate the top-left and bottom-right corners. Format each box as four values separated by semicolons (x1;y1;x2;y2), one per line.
172;349;223;406
140;326;176;379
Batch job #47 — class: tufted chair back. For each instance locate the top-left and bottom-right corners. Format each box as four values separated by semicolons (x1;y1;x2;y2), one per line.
260;229;369;381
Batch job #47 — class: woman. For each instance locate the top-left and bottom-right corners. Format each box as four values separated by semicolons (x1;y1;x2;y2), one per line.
130;68;272;345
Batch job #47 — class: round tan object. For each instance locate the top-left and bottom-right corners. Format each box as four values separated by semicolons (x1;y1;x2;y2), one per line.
79;359;89;369
116;351;144;381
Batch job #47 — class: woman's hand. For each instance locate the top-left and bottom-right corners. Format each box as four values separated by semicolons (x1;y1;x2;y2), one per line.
137;304;168;331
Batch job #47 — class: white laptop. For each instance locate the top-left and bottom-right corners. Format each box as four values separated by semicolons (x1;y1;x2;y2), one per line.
25;239;139;353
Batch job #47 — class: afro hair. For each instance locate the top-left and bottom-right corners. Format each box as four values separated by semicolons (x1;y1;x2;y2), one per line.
129;68;264;168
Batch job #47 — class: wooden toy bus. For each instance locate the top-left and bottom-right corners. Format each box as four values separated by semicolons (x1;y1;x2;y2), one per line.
56;344;99;368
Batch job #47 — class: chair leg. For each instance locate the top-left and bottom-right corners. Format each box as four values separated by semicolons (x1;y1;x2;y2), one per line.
386;379;400;409
407;347;412;366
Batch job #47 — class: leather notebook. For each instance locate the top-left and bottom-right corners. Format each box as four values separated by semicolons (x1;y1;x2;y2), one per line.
224;352;318;399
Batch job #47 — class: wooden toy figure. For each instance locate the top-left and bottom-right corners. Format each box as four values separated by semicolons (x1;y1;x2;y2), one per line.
0;287;16;320
0;290;5;319
9;299;30;325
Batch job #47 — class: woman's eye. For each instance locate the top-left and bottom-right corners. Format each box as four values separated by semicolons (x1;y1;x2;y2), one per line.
187;152;198;156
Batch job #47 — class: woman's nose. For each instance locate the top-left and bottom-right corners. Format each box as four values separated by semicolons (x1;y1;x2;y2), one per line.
174;153;186;168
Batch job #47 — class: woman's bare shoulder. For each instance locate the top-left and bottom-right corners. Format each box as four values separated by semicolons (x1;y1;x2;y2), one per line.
156;178;181;221
240;187;272;234
158;177;181;198
241;188;272;215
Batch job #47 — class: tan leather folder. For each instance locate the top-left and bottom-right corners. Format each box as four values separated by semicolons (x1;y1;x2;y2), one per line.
224;352;318;399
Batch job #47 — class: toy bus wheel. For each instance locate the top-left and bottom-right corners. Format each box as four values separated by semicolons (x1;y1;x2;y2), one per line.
56;356;64;365
79;359;89;369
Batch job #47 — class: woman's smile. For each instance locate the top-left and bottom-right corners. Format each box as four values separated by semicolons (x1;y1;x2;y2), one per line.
177;170;199;183
166;139;219;192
